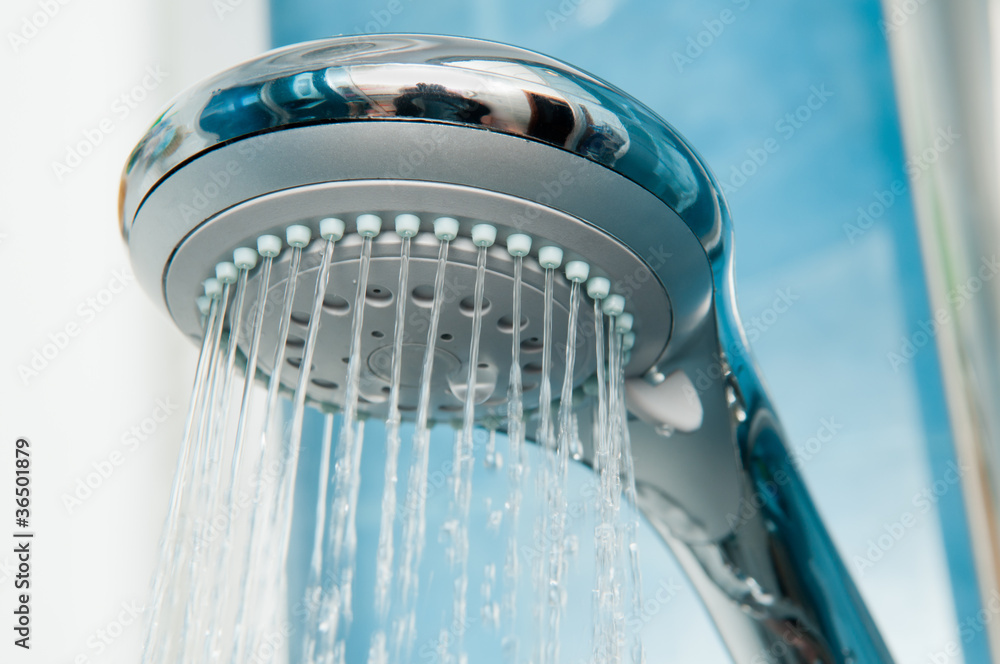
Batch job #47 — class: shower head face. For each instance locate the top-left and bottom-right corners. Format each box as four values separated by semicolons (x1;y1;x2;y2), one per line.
240;231;598;418
166;178;674;417
121;33;722;417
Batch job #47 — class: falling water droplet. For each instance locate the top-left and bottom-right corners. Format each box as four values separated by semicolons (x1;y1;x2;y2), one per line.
204;253;276;662
369;234;414;660
180;266;250;662
535;265;557;664
231;244;303;662
396;237;451;656
269;235;338;657
143;291;222;663
540;279;583;664
303;411;336;664
501;252;529;664
448;243;489;662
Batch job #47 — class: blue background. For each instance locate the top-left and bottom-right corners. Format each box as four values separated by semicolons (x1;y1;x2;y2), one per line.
271;1;984;661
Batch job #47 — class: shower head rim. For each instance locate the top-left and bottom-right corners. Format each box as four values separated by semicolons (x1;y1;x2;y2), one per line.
127;121;714;383
119;33;726;253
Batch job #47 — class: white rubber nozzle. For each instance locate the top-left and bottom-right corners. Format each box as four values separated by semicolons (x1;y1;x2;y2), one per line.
356;213;382;238
622;331;636;351
395;213;421;238
215;262;238;284
203;278;222;298
565;260;590;283
257;234;282;258
233;247;258;270
320;217;346;241
603;294;626;317
286;224;312;247
616;313;634;333
586;277;611;300
434;216;460;241
196;295;211;315
538;246;564;269
471;223;498;247
506;233;532;257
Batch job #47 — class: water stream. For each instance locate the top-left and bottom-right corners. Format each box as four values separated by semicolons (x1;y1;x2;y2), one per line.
145;229;650;664
396;238;451;657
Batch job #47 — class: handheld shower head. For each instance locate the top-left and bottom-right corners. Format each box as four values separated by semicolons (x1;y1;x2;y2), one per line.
121;34;893;664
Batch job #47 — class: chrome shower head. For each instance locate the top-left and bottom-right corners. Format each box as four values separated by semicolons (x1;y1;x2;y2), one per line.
120;34;712;422
120;34;893;664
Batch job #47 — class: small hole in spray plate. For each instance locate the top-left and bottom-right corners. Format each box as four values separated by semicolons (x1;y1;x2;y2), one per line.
459;296;491;315
497;315;529;333
290;311;311;326
287;356;315;370
366;285;393;307
520;337;544;353
286;336;305;348
372;330;385;339
322;295;350;314
523;362;543;374
411;285;434;306
440;333;453;341
311;378;339;389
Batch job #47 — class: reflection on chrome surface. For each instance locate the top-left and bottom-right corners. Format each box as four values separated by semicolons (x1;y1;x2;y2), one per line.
121;35;706;244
